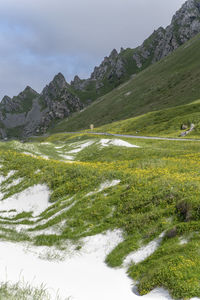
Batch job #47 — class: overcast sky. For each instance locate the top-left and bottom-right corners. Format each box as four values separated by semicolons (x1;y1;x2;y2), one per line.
0;0;186;99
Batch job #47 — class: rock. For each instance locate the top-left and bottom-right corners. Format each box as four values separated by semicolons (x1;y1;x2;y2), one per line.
0;73;84;137
181;124;188;130
180;123;195;136
166;227;177;238
132;0;200;68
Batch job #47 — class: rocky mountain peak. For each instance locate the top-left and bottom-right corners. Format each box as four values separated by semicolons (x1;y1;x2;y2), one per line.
21;86;38;96
24;86;36;92
42;73;69;101
71;75;81;85
1;95;11;104
171;0;200;32
109;48;118;58
51;72;67;90
132;0;200;68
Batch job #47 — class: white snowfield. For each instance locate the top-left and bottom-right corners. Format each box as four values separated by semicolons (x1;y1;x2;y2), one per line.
0;230;173;300
0;176;197;300
123;232;165;267
99;138;140;148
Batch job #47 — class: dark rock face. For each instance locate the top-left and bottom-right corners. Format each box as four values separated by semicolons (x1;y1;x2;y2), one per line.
37;74;83;134
0;73;83;138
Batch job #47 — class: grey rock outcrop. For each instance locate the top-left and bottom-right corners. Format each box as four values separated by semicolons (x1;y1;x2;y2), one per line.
71;48;126;100
133;0;200;68
37;74;83;133
0;73;83;138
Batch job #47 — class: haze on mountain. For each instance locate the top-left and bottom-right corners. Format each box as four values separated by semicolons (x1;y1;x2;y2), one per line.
0;0;185;99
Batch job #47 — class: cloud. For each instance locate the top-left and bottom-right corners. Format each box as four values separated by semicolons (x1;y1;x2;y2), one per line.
0;0;186;98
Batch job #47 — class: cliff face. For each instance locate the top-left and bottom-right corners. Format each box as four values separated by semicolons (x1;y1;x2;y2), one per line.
0;73;83;138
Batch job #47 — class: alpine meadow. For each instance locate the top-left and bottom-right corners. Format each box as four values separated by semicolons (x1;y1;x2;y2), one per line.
1;0;200;299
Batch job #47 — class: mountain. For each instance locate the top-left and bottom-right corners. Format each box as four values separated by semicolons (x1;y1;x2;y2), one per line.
1;0;200;138
69;0;200;104
0;73;83;138
50;32;200;133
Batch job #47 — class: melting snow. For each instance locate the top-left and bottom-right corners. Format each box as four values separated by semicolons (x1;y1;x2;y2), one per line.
67;140;94;153
5;177;23;189
60;155;74;160
125;91;132;96
124;232;165;266
99;139;140;148
86;180;120;196
55;145;65;149
0;184;50;217
0;230;173;300
179;237;188;245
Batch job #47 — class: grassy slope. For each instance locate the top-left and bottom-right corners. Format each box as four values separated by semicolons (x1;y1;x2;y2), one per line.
1;133;200;298
49;33;200;133
94;98;200;138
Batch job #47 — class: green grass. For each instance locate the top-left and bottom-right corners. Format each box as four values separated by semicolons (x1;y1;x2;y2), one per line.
1;134;200;298
0;280;63;300
93;98;200;138
49;33;200;134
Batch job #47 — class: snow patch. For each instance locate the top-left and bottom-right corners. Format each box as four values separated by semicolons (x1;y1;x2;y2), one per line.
5;178;23;189
124;232;165;266
22;152;38;158
99;139;139;148
0;184;50;217
60;155;74;160
68;140;94;153
86;180;120;196
0;230;173;300
39;155;49;160
55;145;65;149
17;201;77;234
179;237;188;245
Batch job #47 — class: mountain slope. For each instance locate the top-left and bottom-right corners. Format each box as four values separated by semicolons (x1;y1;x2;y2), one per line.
49;33;200;133
1;0;200;138
94;99;200;138
69;0;200;104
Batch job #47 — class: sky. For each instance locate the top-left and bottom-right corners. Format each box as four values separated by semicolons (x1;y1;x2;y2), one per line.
0;0;186;99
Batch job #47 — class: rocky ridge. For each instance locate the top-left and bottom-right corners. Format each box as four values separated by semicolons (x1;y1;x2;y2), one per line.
0;73;83;138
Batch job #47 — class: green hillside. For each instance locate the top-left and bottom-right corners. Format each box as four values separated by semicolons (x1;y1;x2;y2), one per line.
50;33;200;134
94;99;200;138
